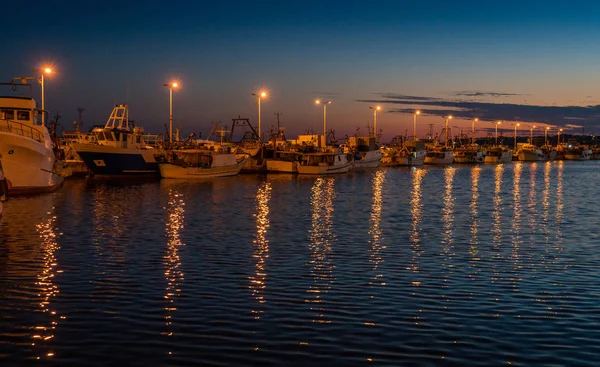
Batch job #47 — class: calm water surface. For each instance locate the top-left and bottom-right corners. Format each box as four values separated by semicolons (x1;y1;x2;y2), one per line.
1;162;600;366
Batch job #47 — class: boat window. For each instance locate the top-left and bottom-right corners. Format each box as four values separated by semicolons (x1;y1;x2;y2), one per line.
105;132;115;141
1;110;14;120
136;135;141;144
97;132;106;141
17;111;30;120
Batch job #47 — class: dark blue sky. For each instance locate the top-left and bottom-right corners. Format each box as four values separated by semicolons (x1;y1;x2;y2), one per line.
3;0;600;141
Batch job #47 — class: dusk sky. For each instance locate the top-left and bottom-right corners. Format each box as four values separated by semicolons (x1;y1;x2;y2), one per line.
3;0;600;142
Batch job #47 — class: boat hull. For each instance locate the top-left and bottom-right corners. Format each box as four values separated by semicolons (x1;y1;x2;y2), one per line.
518;150;545;161
424;151;454;165
353;150;382;168
265;159;298;173
159;159;245;179
484;152;512;164
564;150;592;160
297;161;353;174
74;143;160;177
0;132;64;195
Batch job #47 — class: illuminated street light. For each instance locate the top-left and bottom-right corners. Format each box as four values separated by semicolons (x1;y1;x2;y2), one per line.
444;115;452;147
514;123;520;151
163;81;179;143
530;125;537;144
472;118;478;144
413;110;421;140
32;67;53;125
369;105;381;139
252;91;267;140
558;128;564;145
316;100;332;144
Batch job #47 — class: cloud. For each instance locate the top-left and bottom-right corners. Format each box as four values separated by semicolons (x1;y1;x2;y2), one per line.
452;91;526;98
358;94;600;130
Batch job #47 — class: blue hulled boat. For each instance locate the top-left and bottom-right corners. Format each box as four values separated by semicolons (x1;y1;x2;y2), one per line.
73;105;164;177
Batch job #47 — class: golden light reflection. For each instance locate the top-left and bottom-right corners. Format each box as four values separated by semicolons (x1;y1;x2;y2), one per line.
492;164;505;251
306;177;336;323
249;182;271;319
163;190;185;343
468;166;481;276
511;162;523;291
33;208;61;359
555;161;564;252
368;170;387;290
542;161;552;227
441;167;456;259
409;168;427;276
528;163;538;234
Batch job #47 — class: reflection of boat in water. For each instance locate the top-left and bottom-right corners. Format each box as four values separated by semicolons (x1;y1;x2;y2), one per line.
159;149;249;179
73;105;164;177
0;82;67;194
297;146;354;174
484;146;513;164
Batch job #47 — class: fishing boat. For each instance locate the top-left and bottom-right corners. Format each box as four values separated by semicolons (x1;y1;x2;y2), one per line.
59;130;97;175
380;137;426;167
453;144;485;163
0;82;67;194
562;140;592;161
484;146;513;164
344;135;382;168
73;105;164;177
424;145;454;165
265;149;302;173
297;146;354;174
159;149;248;179
516;143;545;161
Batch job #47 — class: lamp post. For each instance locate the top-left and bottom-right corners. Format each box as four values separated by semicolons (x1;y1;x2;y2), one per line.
444;115;452;147
530;125;536;144
252;91;267;140
413;110;421;140
316;100;331;145
545;126;550;146
369;105;381;139
163;82;179;143
495;121;501;146
33;67;52;125
558;128;563;145
514;123;520;151
472;118;478;144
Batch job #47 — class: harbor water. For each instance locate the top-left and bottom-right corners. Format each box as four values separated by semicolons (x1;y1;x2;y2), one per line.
1;161;599;366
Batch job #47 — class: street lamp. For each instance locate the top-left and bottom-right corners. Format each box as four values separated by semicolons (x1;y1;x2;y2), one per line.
558;128;563;145
495;121;501;146
413;110;421;140
316;100;332;145
514;123;520;151
544;126;550;146
252;91;267;140
33;67;53;125
369;105;381;139
163;82;179;143
472;118;478;144
530;125;536;144
444;115;452;147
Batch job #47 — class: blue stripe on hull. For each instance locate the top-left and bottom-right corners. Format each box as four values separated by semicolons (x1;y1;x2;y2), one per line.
77;151;159;176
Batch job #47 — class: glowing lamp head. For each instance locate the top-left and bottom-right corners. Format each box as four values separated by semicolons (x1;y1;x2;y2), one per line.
43;67;52;74
415;110;421;115
474;118;478;122
448;115;453;120
172;82;178;88
517;123;521;127
260;92;266;98
497;121;501;125
546;126;550;130
560;128;563;132
315;99;320;104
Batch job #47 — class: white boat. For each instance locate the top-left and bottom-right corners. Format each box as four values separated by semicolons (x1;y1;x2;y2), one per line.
159;149;248;179
73;105;163;177
0;82;66;195
517;143;545;161
484;146;513;163
424;147;454;165
562;141;592;161
297;147;354;174
344;136;382;168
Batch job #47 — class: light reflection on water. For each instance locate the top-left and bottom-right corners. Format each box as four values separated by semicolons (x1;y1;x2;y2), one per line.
249;181;271;319
368;170;386;290
32;206;61;360
163;189;185;343
2;163;600;366
306;177;336;324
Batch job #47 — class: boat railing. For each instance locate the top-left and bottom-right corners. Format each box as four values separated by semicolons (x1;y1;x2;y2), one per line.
0;119;45;143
